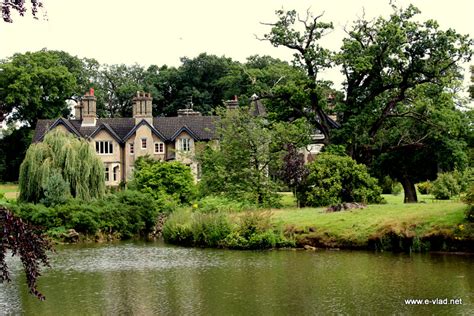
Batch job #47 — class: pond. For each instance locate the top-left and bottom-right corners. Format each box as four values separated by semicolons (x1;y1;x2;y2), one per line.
1;241;472;315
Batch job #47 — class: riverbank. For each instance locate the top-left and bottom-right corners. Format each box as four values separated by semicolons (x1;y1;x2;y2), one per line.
163;194;473;252
273;200;472;252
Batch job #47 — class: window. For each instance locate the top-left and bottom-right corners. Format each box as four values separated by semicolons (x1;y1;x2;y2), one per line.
129;143;134;154
154;142;165;154
105;166;109;182
179;138;191;152
113;166;119;182
141;138;147;149
96;141;113;154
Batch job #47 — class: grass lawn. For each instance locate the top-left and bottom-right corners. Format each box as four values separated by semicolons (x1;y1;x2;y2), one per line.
0;183;19;200
269;193;469;248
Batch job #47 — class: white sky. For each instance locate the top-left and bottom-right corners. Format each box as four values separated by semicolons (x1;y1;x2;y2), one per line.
0;0;473;95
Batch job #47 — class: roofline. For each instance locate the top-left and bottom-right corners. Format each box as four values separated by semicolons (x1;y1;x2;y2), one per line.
123;119;166;142
170;125;200;141
89;123;124;144
38;118;81;141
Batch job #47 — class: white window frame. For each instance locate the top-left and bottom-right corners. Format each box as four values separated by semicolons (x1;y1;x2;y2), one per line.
141;138;147;149
154;142;165;154
179;138;191;152
96;141;114;155
129;142;134;155
104;166;109;182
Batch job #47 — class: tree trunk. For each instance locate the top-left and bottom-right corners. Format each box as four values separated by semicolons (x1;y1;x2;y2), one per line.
400;176;418;203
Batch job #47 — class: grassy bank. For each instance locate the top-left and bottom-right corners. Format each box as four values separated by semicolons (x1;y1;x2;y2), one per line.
164;194;472;252
0;183;19;200
271;197;471;251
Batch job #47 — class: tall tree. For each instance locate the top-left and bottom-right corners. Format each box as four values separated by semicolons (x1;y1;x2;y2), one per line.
335;5;473;202
95;63;145;117
0;49;85;126
19;129;105;203
219;55;311;122
260;9;334;141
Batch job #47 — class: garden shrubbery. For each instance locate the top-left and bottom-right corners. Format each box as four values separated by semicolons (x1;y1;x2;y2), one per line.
162;208;294;249
12;190;169;240
194;195;257;213
416;181;432;195
430;169;472;200
297;154;383;207
130;157;196;204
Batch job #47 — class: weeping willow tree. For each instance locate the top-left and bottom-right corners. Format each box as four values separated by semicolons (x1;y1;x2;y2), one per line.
19;129;106;203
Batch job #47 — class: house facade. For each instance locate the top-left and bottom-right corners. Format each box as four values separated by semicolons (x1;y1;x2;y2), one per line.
33;90;218;186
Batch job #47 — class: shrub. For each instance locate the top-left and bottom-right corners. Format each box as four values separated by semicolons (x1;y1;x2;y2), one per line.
298;154;382;207
431;172;461;200
417;181;432;195
40;169;71;207
131;157;197;204
463;183;473;222
162;208;293;249
380;176;402;195
194;196;256;213
191;213;232;247
162;208;194;245
13;189;166;239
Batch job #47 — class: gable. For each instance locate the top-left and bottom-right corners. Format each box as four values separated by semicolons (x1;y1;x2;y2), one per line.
123;119;165;142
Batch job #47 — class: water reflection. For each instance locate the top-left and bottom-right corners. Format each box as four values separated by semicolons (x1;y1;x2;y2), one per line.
1;242;472;315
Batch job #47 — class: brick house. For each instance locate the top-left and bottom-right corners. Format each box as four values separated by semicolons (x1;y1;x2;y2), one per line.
33;90;218;186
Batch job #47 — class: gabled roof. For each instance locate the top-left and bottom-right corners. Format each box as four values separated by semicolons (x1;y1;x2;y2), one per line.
33;115;219;144
170;125;200;141
123;119;166;142
37;117;81;141
89;123;123;144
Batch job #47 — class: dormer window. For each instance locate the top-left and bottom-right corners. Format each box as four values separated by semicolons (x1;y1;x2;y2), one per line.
96;141;113;154
141;138;147;149
179;138;191;152
154;142;165;154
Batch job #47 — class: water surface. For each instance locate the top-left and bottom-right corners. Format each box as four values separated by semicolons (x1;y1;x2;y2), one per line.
1;241;472;315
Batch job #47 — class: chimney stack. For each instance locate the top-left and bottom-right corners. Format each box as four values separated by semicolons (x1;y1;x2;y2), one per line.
224;95;239;111
133;91;153;125
81;88;97;126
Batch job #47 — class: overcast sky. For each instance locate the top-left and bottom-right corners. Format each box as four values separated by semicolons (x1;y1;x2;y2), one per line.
0;0;473;94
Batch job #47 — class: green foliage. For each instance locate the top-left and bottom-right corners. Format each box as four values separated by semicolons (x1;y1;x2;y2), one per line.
191;213;232;247
194;196;256;214
198;108;308;207
417;181;432;195
162;209;293;249
131;157;196;204
260;9;334;137
322;145;347;156
19;129;105;203
463;183;474;222
161;209;194;245
431;172;462;200
0;50;88;126
298;154;382;207
40;169;71;207
333;5;473;203
380;176;402;195
13;190;164;239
